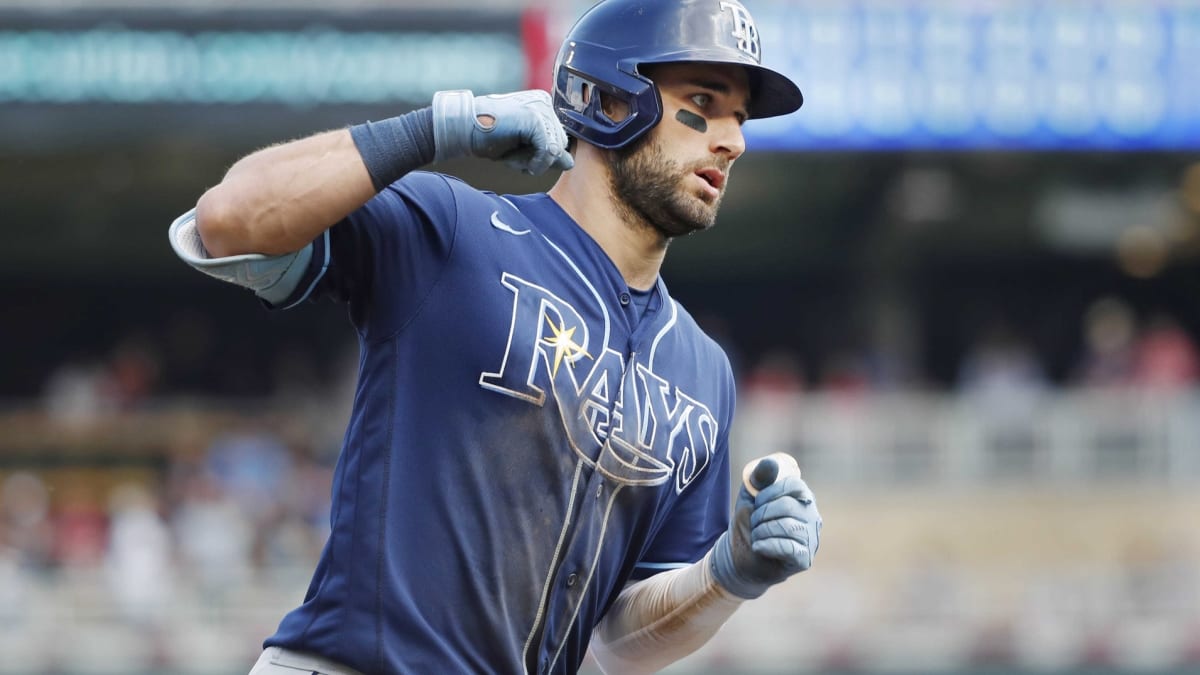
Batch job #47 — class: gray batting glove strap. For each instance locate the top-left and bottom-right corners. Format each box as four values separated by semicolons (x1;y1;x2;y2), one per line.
711;474;822;599
432;89;574;175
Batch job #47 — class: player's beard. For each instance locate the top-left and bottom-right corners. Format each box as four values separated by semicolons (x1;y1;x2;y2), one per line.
605;134;726;240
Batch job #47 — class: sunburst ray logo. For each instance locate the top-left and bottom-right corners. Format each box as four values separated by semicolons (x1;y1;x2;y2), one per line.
542;314;592;377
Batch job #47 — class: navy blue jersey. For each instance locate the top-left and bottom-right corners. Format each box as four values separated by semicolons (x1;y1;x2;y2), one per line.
264;172;735;674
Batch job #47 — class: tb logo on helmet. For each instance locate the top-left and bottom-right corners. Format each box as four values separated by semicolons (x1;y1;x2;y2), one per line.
720;1;760;61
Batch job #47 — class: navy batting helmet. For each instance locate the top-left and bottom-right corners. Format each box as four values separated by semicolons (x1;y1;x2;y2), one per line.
552;0;802;149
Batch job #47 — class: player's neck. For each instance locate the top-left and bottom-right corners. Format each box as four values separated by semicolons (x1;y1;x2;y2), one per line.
547;151;667;291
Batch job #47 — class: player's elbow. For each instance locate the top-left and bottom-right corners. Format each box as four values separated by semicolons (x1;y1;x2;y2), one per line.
194;184;258;258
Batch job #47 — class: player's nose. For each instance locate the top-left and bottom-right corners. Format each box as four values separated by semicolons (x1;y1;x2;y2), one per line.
709;117;746;162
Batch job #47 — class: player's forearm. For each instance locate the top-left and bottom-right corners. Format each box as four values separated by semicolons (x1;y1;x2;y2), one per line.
195;128;377;257
591;549;743;675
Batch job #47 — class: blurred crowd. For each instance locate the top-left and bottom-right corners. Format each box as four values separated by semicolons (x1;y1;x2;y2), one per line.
741;294;1200;400
0;424;334;618
0;408;339;671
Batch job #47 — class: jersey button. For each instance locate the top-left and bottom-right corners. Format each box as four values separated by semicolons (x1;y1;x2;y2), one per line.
619;292;631;306
566;573;579;587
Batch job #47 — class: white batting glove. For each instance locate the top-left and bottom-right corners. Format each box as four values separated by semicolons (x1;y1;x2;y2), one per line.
432;89;574;175
711;453;822;599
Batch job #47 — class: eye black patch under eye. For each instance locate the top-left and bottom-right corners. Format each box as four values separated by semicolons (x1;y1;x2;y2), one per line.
674;109;707;133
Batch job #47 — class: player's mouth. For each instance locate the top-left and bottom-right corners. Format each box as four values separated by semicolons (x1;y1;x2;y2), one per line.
693;168;726;199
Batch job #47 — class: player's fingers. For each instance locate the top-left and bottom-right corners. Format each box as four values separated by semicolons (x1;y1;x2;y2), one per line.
750;537;812;571
753;512;821;556
520;142;572;176
551;147;575;171
511;116;561;176
548;120;572;171
501;146;538;174
525;147;555;176
501;124;556;174
750;495;812;530
751;516;810;546
531;115;570;174
754;474;815;507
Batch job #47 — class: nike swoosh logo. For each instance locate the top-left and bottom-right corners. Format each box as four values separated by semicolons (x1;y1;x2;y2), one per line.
490;211;530;236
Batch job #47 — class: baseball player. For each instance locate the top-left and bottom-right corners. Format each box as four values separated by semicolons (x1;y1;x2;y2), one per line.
169;0;821;673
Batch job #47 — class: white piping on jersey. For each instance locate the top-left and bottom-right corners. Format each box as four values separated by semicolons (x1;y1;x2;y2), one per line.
648;298;679;371
546;483;626;673
538;233;612;351
523;458;587;675
634;561;690;571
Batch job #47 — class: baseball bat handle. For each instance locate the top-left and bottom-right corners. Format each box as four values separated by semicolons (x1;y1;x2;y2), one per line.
741;453;801;498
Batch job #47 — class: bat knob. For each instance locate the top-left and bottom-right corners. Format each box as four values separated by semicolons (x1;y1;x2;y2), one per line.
749;458;779;491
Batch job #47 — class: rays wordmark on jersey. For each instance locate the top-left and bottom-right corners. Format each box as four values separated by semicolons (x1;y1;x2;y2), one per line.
480;273;716;493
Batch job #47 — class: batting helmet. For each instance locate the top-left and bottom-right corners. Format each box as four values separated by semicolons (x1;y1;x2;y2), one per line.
552;0;802;149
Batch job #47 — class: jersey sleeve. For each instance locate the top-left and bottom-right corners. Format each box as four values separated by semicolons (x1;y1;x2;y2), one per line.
630;357;737;581
269;172;458;342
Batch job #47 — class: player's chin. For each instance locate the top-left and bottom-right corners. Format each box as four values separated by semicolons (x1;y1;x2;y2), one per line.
657;201;716;238
683;180;720;207
691;188;723;220
682;200;720;234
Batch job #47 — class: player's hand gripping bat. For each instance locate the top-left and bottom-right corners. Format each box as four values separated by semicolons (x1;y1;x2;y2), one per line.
712;452;822;599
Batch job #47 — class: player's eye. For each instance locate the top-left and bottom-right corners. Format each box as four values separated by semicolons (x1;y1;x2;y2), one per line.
690;93;712;109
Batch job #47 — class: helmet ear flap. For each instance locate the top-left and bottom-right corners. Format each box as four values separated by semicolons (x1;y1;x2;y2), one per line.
560;71;591;115
575;81;632;126
597;89;632;124
562;74;620;125
553;45;662;149
558;72;614;136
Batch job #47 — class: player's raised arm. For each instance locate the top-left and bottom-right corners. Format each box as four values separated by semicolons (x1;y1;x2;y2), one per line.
195;90;572;258
190;90;571;257
193;127;377;258
171;89;572;303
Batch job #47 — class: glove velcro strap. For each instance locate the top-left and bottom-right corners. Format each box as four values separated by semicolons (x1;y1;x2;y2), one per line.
432;89;475;162
709;531;769;600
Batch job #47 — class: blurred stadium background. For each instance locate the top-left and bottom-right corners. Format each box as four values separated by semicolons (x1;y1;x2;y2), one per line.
2;0;1200;673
